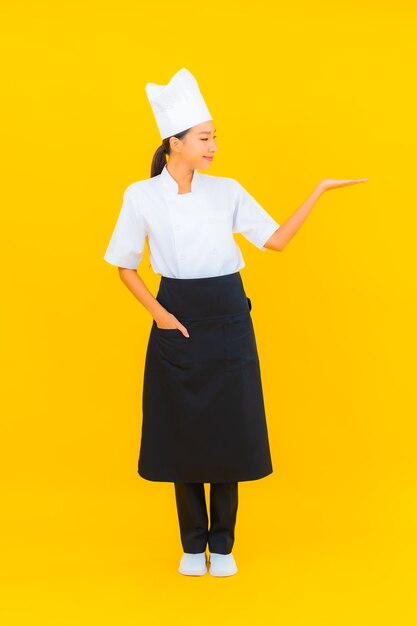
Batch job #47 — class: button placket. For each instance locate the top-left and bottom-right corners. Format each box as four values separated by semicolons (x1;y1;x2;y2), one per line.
168;198;191;269
166;188;203;274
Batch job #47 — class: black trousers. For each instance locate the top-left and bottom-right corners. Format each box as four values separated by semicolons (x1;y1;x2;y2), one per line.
174;482;238;554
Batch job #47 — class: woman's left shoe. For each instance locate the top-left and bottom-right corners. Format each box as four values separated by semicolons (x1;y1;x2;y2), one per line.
208;552;238;577
178;552;208;576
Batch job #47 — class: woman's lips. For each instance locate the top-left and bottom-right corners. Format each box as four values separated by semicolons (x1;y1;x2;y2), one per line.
203;156;213;160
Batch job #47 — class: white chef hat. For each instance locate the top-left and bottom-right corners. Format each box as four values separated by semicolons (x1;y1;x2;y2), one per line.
145;67;213;140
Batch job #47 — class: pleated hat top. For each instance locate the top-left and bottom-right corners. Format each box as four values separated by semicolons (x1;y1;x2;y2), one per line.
145;67;213;140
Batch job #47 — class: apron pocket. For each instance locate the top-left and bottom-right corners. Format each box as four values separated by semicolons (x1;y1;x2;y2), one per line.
223;314;255;371
155;326;189;368
156;327;181;332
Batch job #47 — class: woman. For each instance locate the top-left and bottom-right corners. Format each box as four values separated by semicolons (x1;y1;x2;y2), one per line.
103;68;368;577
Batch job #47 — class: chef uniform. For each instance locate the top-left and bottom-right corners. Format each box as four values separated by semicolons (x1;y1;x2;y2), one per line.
104;68;280;555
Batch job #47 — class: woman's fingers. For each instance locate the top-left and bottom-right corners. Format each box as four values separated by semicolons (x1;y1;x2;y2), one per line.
158;315;190;337
319;178;369;191
178;323;190;338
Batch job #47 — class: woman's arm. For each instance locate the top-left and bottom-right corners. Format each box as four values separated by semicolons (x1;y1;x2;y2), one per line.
117;269;190;336
264;178;368;252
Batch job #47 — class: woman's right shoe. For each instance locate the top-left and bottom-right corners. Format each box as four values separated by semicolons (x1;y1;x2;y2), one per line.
178;551;208;576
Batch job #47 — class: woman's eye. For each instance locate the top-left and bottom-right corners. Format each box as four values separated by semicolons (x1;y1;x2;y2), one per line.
202;136;217;141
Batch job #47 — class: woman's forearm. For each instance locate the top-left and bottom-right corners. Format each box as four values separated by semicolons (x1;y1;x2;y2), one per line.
265;184;325;252
117;268;166;323
265;177;368;251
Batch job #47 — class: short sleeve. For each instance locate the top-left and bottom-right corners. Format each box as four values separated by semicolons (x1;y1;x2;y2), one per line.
232;179;280;251
103;187;147;270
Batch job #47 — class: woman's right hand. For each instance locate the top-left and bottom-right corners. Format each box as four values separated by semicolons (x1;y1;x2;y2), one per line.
155;312;190;337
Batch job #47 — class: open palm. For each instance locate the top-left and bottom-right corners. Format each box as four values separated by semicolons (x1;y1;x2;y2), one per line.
319;178;368;191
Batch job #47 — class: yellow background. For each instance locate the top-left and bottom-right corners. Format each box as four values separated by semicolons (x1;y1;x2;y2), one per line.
1;0;416;624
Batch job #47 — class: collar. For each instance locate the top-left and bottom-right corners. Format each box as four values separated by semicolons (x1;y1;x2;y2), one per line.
159;163;200;195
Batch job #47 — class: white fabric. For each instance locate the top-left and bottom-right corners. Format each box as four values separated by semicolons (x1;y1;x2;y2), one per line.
178;552;207;576
209;552;238;576
146;68;212;140
103;164;280;278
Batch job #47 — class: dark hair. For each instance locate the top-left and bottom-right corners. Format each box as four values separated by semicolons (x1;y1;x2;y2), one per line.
150;127;192;177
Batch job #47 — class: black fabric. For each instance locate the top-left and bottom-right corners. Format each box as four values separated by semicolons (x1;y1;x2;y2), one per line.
174;482;239;554
138;271;273;482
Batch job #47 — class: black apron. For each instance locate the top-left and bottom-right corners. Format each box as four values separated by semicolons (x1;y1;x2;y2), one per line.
138;271;273;483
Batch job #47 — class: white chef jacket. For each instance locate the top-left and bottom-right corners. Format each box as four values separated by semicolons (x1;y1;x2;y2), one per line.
103;163;280;279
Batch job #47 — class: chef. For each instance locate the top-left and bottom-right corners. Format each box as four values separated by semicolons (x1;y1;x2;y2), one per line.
104;67;280;577
103;66;368;578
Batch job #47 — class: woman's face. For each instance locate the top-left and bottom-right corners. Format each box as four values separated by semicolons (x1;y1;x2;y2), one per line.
170;120;218;170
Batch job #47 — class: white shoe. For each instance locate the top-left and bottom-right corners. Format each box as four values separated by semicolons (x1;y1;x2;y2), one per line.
208;552;238;577
178;552;208;576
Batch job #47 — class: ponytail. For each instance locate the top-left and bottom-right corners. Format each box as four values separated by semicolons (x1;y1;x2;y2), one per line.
150;141;169;178
150;127;192;178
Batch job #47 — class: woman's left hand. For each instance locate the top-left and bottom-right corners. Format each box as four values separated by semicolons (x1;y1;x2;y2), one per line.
317;178;368;192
